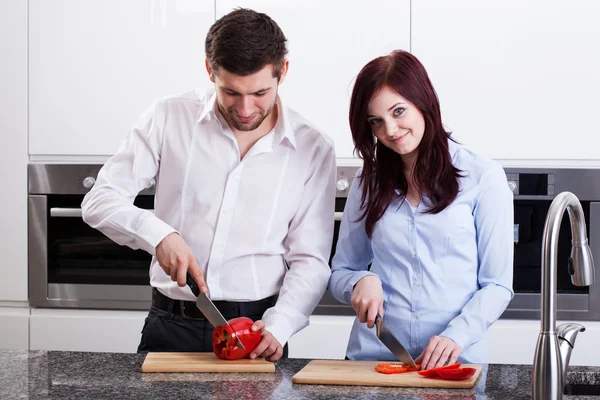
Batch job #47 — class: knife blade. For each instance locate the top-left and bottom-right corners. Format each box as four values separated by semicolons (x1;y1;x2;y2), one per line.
186;271;245;350
375;314;416;368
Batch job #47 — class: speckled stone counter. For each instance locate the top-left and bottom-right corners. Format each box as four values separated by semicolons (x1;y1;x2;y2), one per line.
2;350;600;399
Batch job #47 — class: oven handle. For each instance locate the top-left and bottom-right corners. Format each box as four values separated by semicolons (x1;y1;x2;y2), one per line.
50;208;155;217
49;207;343;220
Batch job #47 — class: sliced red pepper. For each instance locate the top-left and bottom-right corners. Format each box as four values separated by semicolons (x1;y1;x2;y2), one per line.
435;367;477;380
417;362;463;377
375;362;421;374
212;317;261;360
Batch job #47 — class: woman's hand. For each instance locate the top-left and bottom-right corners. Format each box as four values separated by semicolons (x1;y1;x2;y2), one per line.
351;275;384;328
415;336;462;370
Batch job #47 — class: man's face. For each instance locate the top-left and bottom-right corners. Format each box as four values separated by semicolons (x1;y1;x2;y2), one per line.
208;63;287;132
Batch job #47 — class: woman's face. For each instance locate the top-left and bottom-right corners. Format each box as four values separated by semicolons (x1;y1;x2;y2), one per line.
366;86;425;159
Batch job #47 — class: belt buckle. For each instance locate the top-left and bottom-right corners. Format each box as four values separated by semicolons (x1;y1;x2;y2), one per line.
180;301;205;321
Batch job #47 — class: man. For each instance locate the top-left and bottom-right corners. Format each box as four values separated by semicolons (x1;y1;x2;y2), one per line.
81;8;335;362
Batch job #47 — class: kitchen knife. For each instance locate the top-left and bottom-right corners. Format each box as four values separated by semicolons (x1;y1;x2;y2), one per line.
186;271;245;350
375;314;416;368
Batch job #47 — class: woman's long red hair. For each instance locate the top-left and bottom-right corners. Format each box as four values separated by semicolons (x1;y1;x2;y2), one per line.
349;50;462;237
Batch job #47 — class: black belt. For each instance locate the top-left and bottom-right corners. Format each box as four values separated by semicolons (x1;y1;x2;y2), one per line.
151;287;277;321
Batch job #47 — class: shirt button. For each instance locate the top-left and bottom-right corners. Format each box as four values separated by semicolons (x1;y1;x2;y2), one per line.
414;280;420;287
412;344;418;350
413;311;419;318
411;250;416;257
410;219;415;226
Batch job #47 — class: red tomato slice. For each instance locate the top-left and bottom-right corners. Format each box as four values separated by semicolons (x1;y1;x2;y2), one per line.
417;362;463;377
436;367;477;380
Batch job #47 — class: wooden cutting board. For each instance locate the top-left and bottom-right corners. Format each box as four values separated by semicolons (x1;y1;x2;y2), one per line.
141;352;275;373
292;360;482;388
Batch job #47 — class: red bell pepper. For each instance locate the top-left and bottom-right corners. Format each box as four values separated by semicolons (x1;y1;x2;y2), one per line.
435;367;477;380
375;362;421;374
212;317;261;360
417;362;463;377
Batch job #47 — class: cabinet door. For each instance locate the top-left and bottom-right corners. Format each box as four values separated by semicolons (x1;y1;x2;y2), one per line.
29;0;214;156
216;1;411;158
0;0;28;301
412;0;600;161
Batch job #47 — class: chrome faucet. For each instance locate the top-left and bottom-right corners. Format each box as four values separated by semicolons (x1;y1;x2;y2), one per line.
532;192;595;400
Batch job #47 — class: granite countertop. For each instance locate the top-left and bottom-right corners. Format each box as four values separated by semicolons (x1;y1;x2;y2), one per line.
2;350;600;400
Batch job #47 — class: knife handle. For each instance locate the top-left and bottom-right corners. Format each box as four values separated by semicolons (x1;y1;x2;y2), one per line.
186;271;200;297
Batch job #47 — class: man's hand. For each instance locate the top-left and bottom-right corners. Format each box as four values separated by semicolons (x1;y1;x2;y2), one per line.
415;336;462;370
351;275;384;328
248;320;283;362
155;232;207;293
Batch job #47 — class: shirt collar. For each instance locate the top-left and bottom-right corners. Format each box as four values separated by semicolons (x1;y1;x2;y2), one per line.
196;89;297;150
196;89;218;123
447;133;460;161
272;95;297;149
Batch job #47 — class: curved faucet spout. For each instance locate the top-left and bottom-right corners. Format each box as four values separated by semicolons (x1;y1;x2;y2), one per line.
540;192;594;333
533;192;595;400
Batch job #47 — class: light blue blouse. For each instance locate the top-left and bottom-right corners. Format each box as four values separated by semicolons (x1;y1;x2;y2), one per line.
330;140;514;363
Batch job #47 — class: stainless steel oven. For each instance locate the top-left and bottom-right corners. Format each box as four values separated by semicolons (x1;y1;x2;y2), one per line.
28;164;153;309
27;163;354;311
28;164;600;321
502;168;600;321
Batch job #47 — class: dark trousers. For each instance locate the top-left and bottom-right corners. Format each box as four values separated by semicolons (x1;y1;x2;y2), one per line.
138;288;288;358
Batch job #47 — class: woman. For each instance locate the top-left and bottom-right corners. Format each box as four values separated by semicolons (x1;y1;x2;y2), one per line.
329;50;514;369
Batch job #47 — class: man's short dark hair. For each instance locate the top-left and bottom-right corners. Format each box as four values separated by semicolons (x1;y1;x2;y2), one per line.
205;8;287;79
205;8;288;80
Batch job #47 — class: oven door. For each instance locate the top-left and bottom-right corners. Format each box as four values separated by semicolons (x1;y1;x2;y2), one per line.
314;197;355;315
505;200;600;320
28;194;153;309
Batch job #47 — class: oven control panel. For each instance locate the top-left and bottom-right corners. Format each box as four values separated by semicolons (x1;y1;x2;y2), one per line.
336;166;360;198
506;173;555;197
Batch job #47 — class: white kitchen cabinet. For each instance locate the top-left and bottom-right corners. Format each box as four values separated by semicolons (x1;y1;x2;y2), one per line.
216;1;411;159
30;309;147;353
24;308;600;365
0;0;28;301
0;308;29;350
29;0;214;156
412;0;600;161
488;319;600;367
288;315;354;359
289;317;600;366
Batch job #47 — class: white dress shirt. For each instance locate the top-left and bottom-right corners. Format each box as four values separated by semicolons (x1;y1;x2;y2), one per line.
81;88;336;345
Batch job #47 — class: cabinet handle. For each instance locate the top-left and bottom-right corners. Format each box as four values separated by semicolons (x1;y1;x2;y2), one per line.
50;207;340;220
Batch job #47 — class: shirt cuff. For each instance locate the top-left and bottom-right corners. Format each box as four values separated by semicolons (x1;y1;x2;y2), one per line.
261;309;307;347
136;211;178;255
